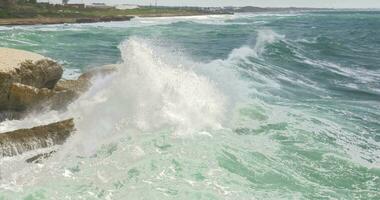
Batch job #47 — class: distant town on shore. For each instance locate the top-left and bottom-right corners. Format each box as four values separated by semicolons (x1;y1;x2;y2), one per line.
0;0;327;17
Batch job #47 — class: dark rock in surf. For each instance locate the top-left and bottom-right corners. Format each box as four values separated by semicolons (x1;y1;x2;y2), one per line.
0;111;23;122
0;48;119;159
7;82;77;111
25;150;56;163
55;64;118;93
0;49;118;120
0;119;75;158
2;64;117;115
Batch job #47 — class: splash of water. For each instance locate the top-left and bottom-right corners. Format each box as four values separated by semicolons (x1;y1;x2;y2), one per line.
55;38;227;156
0;37;233;188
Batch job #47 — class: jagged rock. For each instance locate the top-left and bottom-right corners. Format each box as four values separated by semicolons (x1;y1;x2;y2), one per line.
0;62;118;122
7;83;76;111
0;111;23;122
45;64;119;110
55;64;118;94
13;59;62;89
25;150;56;163
0;48;63;110
79;64;118;80
7;83;55;110
55;78;90;94
0;119;75;158
0;50;118;159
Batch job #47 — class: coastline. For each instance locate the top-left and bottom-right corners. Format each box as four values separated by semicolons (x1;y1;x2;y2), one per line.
0;13;231;26
0;16;134;26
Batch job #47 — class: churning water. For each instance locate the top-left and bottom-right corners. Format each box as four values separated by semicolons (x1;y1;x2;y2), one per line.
0;11;380;199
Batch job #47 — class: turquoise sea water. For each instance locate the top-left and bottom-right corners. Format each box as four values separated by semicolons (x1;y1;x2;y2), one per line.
0;11;380;199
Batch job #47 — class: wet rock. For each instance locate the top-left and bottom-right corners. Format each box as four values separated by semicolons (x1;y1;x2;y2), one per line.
55;64;118;93
0;111;24;122
0;62;117;122
13;59;62;89
0;50;119;159
80;64;118;79
7;83;76;111
55;78;90;94
0;119;75;158
25;150;56;163
7;83;55;110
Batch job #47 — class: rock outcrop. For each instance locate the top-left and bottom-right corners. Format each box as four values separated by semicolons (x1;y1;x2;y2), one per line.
0;119;75;158
0;48;119;159
7;82;77;111
55;64;118;94
25;150;56;163
1;48;118;114
0;48;63;111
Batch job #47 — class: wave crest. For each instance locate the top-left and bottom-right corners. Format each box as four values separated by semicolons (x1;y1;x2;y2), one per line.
73;38;226;141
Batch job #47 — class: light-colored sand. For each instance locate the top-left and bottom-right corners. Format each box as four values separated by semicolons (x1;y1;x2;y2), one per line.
0;48;46;73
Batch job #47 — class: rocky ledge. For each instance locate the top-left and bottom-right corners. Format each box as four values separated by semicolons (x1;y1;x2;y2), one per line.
0;119;75;157
0;16;134;26
0;48;117;159
0;48;117;119
0;48;63;111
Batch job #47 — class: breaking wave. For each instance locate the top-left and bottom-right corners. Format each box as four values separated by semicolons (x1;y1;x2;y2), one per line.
1;13;380;198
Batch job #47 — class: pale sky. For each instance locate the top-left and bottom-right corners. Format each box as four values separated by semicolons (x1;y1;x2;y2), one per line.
41;0;380;8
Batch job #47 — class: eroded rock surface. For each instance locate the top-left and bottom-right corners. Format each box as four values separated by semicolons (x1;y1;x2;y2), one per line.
55;64;118;93
0;48;63;111
25;150;56;163
7;82;77;111
0;48;119;158
0;119;75;158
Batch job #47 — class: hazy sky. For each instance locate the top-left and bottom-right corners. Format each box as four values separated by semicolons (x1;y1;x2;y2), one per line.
43;0;380;8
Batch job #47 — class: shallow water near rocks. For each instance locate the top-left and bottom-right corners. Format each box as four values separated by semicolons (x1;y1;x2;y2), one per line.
0;12;380;199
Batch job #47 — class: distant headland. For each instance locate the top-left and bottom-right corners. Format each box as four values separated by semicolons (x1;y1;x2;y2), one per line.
0;0;330;26
0;0;230;26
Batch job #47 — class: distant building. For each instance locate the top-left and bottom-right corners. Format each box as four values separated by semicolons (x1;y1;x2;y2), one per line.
115;4;139;10
36;0;51;4
86;3;111;9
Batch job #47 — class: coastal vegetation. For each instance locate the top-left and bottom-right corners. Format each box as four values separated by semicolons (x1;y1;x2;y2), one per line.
0;4;209;18
0;1;213;21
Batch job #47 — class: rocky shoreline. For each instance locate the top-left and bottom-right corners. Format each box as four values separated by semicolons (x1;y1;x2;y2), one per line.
0;119;74;157
0;12;226;26
0;16;134;26
0;48;117;159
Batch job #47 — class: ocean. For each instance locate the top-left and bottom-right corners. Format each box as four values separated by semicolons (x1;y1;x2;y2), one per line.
0;11;379;199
